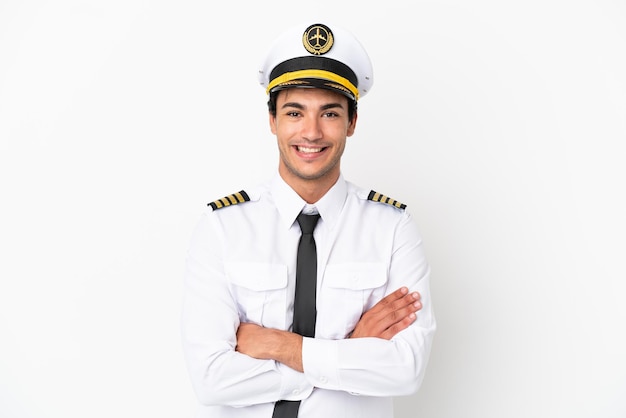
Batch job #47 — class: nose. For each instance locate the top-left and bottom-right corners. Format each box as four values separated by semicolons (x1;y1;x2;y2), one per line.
301;114;322;142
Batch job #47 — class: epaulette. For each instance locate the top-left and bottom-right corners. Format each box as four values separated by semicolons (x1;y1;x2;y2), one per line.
367;190;407;209
208;190;250;210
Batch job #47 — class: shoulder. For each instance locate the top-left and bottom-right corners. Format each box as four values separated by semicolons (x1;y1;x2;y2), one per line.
363;190;407;210
205;182;270;212
348;182;407;211
207;182;268;211
207;190;251;211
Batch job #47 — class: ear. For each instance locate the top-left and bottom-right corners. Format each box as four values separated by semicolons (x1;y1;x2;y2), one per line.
347;112;358;137
269;112;277;135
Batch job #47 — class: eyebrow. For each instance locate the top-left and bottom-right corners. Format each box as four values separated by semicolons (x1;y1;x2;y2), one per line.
281;102;345;111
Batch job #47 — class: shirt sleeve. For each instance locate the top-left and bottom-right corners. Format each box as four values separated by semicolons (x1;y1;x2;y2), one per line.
301;210;436;396
181;212;314;407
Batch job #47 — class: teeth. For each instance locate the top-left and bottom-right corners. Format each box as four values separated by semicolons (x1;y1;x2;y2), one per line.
298;146;322;153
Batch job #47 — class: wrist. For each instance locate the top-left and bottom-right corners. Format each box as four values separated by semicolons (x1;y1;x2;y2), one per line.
273;330;303;372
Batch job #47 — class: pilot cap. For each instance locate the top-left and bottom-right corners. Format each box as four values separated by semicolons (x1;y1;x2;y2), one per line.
258;23;374;101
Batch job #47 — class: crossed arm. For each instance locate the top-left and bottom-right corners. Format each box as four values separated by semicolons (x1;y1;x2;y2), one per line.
183;211;435;406
235;287;422;372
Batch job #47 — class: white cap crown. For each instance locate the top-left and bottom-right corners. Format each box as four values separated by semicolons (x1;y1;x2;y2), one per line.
258;23;374;101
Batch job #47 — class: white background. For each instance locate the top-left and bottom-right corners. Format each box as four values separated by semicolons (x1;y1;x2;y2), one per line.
1;1;625;417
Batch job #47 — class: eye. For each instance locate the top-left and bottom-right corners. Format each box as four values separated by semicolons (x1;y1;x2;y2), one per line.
323;111;339;118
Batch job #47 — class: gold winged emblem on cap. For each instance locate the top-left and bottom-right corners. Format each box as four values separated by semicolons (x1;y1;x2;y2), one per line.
302;24;334;55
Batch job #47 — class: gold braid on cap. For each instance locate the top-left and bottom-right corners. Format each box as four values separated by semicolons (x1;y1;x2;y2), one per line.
266;69;359;100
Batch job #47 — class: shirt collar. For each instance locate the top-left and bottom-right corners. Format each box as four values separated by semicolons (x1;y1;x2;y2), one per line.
270;174;347;230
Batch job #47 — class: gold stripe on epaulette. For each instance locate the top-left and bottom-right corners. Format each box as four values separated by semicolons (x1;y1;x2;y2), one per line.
208;190;250;210
367;190;407;209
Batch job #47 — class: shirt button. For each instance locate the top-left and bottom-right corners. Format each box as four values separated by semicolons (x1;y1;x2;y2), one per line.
292;389;300;395
320;376;328;384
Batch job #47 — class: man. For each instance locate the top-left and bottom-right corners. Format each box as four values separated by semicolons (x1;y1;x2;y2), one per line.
181;22;436;417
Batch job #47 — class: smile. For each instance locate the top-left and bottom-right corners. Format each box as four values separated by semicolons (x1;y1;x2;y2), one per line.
296;146;325;153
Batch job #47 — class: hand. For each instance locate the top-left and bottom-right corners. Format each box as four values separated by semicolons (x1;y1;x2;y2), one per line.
350;287;421;340
235;323;276;359
236;323;304;372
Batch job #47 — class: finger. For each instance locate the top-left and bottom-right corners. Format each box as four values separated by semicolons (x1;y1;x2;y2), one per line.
380;312;417;340
373;297;421;332
371;290;420;321
367;287;410;316
359;297;418;337
350;289;421;338
396;292;420;310
362;294;421;335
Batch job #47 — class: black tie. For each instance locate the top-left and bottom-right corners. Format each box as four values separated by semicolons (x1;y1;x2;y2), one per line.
272;212;320;418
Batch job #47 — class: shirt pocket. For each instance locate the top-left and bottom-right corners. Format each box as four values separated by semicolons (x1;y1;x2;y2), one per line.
318;263;387;339
225;262;288;329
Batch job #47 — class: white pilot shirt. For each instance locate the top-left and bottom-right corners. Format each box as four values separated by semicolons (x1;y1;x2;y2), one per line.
181;174;436;418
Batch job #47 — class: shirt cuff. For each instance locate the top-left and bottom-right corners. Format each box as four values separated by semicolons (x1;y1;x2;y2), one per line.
301;337;340;390
276;362;314;401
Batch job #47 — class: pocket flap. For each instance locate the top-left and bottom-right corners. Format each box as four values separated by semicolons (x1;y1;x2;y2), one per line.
324;263;387;290
225;262;288;291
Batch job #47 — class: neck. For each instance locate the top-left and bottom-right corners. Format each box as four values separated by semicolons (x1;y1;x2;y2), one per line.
279;167;339;204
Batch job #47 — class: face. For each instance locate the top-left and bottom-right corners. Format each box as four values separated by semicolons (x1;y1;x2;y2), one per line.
269;88;357;192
